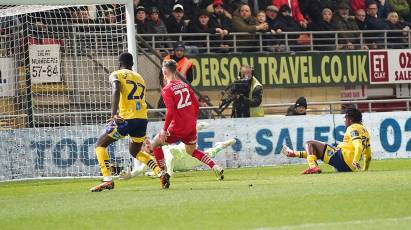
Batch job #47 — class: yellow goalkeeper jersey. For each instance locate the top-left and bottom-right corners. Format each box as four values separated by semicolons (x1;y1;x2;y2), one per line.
337;123;372;170
109;69;147;120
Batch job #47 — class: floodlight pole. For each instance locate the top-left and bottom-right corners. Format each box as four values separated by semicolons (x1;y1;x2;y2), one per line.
125;1;138;72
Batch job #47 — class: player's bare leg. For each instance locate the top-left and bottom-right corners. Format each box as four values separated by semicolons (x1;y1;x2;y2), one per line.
185;144;224;180
206;138;237;158
90;134;116;192
151;132;171;189
302;140;326;174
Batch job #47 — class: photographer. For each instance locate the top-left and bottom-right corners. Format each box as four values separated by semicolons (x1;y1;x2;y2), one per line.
231;65;264;118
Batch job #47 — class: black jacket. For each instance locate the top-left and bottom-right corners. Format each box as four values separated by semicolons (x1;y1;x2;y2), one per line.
165;15;188;34
209;13;232;31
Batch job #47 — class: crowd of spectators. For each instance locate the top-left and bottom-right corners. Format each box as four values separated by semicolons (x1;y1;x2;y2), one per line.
127;0;411;51
2;0;411;52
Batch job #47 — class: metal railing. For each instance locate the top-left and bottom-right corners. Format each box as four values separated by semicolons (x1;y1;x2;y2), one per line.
0;97;410;129
3;25;410;56
138;30;411;54
1;98;410;118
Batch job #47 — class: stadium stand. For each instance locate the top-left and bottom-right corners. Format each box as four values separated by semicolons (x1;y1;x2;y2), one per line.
1;1;411;130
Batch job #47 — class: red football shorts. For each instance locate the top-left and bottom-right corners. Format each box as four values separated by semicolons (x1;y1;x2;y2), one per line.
165;129;197;145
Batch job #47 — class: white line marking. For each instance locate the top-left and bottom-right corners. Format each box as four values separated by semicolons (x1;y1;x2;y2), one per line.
255;216;411;230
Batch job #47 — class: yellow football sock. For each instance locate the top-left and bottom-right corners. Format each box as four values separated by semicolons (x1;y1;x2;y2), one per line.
96;147;110;177
307;154;318;168
296;151;307;158
136;151;161;175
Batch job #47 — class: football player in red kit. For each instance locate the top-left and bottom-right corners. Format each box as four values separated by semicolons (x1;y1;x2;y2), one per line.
151;59;224;189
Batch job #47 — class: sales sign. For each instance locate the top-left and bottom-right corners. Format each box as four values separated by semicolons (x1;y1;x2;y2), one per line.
29;44;61;83
370;49;411;84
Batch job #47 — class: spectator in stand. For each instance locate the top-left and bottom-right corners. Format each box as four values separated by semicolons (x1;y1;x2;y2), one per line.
102;9;118;24
206;0;233;19
272;0;308;29
355;9;368;30
176;0;213;21
300;0;337;23
166;4;189;36
147;7;169;51
140;0;174;19
286;97;307;116
278;5;300;31
227;0;272;14
256;10;269;30
231;4;269;51
210;0;232;31
72;6;95;24
308;8;336;51
266;5;285;32
332;2;360;50
365;1;388;48
187;10;222;53
135;6;152;34
385;11;410;48
354;8;372;49
147;7;167;34
388;0;410;20
264;6;286;52
366;0;391;18
256;9;273;52
96;4;125;23
209;0;231;52
228;0;248;13
277;5;305;50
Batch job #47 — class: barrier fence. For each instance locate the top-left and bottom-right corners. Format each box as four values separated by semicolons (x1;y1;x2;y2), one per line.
1;111;410;181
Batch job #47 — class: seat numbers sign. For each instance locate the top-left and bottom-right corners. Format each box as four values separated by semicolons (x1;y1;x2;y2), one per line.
29;44;61;83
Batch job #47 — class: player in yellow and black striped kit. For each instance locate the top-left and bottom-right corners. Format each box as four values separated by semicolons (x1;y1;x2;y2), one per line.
89;52;160;192
282;108;371;174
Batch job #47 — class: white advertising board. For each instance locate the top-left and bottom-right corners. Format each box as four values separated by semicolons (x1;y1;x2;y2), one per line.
1;112;410;180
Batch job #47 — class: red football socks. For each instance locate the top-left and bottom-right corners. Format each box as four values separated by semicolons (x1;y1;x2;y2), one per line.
153;147;166;170
192;149;215;168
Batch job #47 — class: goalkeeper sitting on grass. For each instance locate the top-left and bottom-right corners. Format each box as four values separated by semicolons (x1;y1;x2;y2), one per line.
282;108;372;174
119;122;236;179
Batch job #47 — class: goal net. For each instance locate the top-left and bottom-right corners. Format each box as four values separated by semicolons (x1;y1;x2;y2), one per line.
0;3;143;180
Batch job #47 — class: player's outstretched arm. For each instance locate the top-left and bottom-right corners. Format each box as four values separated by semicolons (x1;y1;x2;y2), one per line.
363;149;372;171
352;139;364;170
111;80;121;117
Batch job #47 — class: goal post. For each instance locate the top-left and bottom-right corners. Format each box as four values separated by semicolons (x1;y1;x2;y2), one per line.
0;1;149;181
1;0;138;71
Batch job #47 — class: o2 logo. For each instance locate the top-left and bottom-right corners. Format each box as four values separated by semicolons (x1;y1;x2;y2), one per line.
379;118;411;153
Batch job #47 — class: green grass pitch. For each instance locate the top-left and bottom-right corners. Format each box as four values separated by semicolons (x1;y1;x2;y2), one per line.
1;159;411;230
